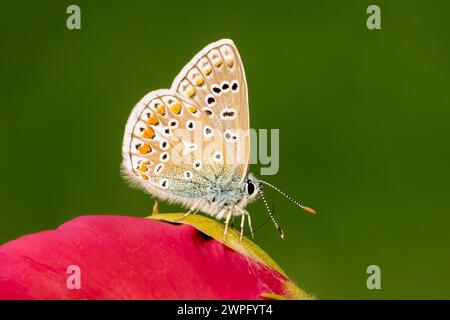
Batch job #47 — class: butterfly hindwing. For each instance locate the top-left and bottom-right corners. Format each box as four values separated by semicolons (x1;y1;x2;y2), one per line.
122;89;214;198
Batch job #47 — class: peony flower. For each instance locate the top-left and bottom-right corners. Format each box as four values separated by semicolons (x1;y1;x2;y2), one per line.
0;208;312;300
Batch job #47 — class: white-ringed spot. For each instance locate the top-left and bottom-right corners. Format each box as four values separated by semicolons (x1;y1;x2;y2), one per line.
160;140;169;150
220;108;237;121
220;81;230;91
154;163;164;175
203;107;214;118
186;119;195;131
193;160;202;170
168;119;179;128
205;94;216;106
211;84;222;95
160;152;170;162
162;126;171;136
204;126;214;138
160;179;169;189
231;80;239;92
213;152;223;163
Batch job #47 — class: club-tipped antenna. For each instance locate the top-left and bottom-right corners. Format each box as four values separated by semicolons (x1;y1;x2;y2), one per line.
259;180;316;215
260;190;285;239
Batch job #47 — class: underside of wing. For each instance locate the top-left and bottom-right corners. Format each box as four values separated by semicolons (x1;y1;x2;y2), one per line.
171;39;250;182
121;89;242;203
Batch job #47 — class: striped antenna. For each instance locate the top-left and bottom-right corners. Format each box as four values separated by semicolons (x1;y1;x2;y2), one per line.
259;180;316;215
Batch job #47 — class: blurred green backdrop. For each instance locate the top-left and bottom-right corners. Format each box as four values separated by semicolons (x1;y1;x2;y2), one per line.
1;0;449;299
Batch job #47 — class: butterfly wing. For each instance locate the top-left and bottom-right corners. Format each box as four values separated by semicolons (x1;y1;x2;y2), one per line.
171;39;250;182
122;39;250;209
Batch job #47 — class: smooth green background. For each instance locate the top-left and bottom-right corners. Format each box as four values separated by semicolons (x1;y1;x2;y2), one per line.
1;1;449;299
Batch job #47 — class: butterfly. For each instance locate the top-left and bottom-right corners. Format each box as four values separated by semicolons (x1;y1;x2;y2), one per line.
122;39;315;241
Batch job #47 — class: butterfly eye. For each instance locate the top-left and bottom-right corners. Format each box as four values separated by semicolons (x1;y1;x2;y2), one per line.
246;180;255;196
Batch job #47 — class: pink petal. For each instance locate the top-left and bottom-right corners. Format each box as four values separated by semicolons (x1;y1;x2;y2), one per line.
0;215;297;300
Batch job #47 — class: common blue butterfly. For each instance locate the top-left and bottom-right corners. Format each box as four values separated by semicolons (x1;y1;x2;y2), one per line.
122;39;315;241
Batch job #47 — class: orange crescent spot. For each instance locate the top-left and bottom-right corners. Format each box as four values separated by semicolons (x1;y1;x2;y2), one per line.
138;143;152;155
170;103;182;115
187;88;196;98
155;106;166;116
195;77;205;86
147;114;159;126
188;106;197;114
142;127;155;140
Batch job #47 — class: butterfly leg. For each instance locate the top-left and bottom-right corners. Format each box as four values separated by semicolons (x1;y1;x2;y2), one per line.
245;210;254;239
174;198;202;221
223;211;233;241
239;213;245;241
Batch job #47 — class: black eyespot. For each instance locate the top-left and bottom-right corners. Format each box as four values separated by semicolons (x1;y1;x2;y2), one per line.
222;83;229;90
187;122;194;129
205;127;212;135
165;128;170;134
212;86;221;94
232;82;238;91
246;181;255;195
135;143;141;150
207;97;215;104
204;109;213;116
162;142;167;148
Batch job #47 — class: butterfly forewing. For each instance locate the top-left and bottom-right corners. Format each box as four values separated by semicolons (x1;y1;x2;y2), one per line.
171;39;250;182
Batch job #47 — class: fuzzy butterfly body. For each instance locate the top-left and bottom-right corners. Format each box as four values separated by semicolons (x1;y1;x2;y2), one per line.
122;39;314;240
